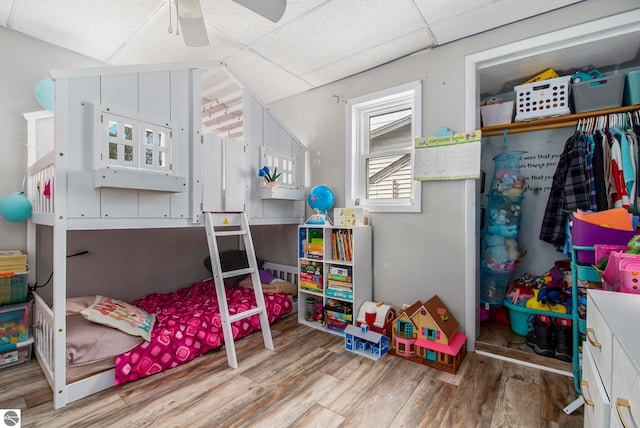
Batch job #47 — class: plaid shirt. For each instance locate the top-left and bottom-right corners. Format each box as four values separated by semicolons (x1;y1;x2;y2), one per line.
540;132;592;246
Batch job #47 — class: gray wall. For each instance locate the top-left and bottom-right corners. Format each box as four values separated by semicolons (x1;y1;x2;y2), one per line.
0;28;101;248
267;1;640;336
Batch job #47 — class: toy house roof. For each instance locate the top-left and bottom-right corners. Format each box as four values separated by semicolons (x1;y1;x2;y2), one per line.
422;295;459;339
344;324;384;344
393;296;459;340
394;301;422;325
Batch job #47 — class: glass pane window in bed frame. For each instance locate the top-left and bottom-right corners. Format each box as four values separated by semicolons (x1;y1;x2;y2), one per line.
262;152;295;188
102;112;173;173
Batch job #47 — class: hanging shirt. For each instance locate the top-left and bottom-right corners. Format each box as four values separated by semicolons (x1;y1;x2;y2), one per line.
612;126;635;204
584;134;598;211
592;132;608;211
610;133;630;209
540;132;591;246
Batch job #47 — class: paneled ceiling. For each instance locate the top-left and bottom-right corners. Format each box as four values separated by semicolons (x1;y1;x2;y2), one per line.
1;0;588;104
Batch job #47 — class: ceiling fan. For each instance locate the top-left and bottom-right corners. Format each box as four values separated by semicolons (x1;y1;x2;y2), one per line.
175;0;287;47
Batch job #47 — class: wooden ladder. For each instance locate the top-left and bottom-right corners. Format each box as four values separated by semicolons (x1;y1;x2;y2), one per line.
203;212;274;369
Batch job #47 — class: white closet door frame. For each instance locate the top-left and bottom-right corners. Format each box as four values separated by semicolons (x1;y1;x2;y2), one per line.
463;9;640;353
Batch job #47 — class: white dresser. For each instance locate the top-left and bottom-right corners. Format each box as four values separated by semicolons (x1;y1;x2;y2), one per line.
582;289;640;428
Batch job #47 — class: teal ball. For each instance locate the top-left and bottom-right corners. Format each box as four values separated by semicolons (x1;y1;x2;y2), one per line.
35;78;54;112
0;193;33;222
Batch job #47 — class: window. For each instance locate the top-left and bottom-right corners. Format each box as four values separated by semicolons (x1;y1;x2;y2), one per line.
262;151;295;188
102;112;173;173
346;81;422;213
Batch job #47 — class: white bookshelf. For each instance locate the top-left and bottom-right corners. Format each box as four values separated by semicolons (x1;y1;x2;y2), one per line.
297;225;372;334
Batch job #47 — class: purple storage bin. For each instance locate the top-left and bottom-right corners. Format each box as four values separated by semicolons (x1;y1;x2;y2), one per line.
571;215;637;265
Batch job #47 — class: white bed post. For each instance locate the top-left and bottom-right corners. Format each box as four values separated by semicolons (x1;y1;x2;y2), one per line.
52;78;69;409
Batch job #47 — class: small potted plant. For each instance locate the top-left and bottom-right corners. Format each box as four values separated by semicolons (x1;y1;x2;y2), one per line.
259;165;281;187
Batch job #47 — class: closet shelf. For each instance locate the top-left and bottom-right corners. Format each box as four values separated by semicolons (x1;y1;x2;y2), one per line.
481;104;640;137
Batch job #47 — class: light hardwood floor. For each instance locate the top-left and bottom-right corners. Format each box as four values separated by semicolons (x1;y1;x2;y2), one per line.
2;313;583;428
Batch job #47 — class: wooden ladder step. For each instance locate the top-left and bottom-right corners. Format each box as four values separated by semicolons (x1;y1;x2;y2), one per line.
229;307;264;323
221;267;255;279
214;229;246;237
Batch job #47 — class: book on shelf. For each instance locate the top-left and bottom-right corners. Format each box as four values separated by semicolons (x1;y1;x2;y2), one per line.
329;265;351;276
331;230;353;262
327;273;351;283
0;250;28;273
300;260;322;275
327;280;352;291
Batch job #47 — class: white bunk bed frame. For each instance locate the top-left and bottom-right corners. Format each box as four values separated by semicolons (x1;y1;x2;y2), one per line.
25;61;305;409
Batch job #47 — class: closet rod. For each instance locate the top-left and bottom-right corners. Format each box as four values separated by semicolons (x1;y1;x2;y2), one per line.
481;104;639;137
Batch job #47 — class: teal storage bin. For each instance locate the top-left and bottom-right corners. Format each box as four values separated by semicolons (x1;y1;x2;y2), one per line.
624;70;640;106
504;299;572;337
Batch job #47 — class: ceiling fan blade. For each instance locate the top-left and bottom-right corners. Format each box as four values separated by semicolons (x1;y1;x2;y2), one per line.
232;0;286;23
177;0;209;47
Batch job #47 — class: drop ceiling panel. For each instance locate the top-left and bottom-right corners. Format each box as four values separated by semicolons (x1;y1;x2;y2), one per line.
249;0;426;76
303;28;434;87
8;0;163;62
224;48;314;104
0;2;12;23
426;0;583;44
108;9;241;65
414;0;494;23
199;0;327;45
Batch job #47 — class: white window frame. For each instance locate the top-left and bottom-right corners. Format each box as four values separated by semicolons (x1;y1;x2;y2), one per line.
346;81;422;213
100;111;173;174
262;149;296;189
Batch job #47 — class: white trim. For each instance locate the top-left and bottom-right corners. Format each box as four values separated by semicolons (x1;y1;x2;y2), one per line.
49;60;224;80
475;350;573;377
464;9;640;357
346;80;422;213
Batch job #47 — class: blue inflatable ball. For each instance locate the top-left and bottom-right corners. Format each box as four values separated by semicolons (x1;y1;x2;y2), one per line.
0;193;33;222
307;185;335;212
35;78;54;112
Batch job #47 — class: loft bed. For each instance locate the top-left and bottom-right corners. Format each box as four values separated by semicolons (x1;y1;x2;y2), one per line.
24;61;306;409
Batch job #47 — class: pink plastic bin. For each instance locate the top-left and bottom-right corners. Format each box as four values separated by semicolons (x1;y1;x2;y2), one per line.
619;259;640;294
602;252;640;291
571;215;637;265
594;244;628;266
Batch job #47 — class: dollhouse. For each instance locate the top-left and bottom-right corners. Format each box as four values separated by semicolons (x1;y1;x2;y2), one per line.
389;295;467;374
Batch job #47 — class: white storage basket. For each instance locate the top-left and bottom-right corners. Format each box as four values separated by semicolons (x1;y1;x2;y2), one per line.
514;76;571;121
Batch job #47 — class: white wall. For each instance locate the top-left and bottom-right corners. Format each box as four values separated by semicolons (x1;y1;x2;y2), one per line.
268;1;640;341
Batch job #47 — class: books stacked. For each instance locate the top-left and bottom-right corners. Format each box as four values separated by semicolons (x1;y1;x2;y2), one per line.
326;265;352;300
324;299;353;332
300;260;323;293
0;250;28;273
331;230;352;261
305;229;324;260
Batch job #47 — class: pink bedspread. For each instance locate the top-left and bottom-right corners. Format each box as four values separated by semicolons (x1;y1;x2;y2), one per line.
114;280;292;385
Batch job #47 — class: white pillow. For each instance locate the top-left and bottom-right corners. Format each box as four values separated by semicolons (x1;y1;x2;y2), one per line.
80;295;156;342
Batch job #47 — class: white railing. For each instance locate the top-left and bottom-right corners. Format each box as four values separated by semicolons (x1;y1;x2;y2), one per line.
32;291;55;389
27;151;55;219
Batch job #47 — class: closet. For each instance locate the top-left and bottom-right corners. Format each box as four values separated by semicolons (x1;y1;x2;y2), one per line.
477;105;640;370
464;8;640;371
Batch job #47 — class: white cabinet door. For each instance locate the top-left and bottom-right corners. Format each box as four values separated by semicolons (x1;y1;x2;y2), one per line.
582;345;611;428
610;337;640;428
586;295;614;395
